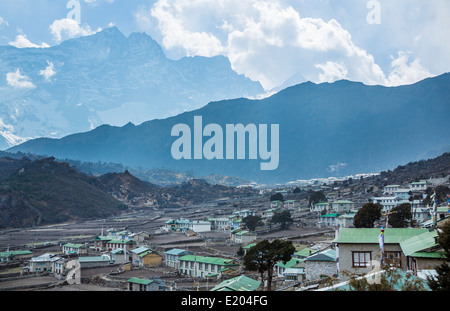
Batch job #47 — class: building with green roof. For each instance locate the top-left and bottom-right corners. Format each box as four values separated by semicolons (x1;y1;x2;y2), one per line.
93;235;113;251
105;239;136;252
399;229;446;275
294;247;317;259
78;254;114;268
165;218;191;231
127;277;158;291
62;243;86;255
275;257;305;282
0;250;33;262
311;202;329;213
242;243;256;256
230;228;257;244
331;200;354;213
337;212;356;228
320;213;340;227
334;228;428;275
178;255;240;279
211;275;261;291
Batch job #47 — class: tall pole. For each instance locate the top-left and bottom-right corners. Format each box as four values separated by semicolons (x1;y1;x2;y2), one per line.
430;192;438;229
378;226;385;266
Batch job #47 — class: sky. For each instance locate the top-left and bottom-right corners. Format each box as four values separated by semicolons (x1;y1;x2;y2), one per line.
0;0;449;91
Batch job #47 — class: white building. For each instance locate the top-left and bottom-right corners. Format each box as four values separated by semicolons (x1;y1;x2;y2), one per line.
207;218;230;230
384;185;400;195
110;248;130;265
178;255;239;279
62;243;86;255
230;228;257;244
29;253;61;273
311;202;329;213
409;181;429;192
320;213;340;227
337;212;356;228
284;200;298;209
164;218;191;231
164;249;192;269
371;196;407;213
393;188;411;200
331;200;354;213
232;210;255;218
190;220;211;233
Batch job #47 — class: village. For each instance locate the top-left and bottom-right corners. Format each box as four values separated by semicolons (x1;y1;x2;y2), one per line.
0;174;449;292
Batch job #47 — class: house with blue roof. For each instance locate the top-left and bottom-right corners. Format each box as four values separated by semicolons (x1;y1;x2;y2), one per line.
164;248;193;269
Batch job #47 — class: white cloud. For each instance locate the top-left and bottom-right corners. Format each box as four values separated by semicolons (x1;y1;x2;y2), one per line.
8;34;50;49
50;18;101;42
149;0;225;57
142;0;443;90
146;0;389;90
315;61;348;83
6;69;36;89
39;61;57;81
386;51;434;87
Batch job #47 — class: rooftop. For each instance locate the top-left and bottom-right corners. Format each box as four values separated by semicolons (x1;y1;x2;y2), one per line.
165;249;190;255
305;249;336;262
333;228;428;244
211;275;261;291
127;277;153;285
400;229;444;258
63;243;84;248
178;255;237;266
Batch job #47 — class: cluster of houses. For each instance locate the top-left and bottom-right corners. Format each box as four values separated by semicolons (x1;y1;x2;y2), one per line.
2;178;448;291
2;217;448;291
311;180;450;229
162;208;274;237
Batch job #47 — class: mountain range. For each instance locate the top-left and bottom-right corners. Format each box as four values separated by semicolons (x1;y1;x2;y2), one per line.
8;73;450;184
0;26;264;150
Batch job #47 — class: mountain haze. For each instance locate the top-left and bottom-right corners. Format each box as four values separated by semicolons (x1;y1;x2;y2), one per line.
0;27;264;150
8;73;450;184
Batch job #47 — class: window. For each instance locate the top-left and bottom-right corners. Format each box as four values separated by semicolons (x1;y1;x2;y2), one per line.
352;251;371;267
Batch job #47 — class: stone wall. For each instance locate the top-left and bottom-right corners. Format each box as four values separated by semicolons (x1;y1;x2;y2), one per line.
305;261;337;281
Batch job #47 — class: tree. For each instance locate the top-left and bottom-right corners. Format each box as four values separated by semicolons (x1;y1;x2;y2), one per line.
427;220;450;291
270;192;284;202
243;239;295;291
293;187;301;194
388;203;412;228
308;191;327;207
243;215;264;231
353;202;382;228
271;210;294;229
345;258;428;291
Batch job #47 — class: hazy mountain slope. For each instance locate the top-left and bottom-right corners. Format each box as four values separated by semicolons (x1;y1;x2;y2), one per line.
8;73;450;184
0;157;127;228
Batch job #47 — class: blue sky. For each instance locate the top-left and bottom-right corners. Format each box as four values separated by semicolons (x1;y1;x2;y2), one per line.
1;0;449;90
